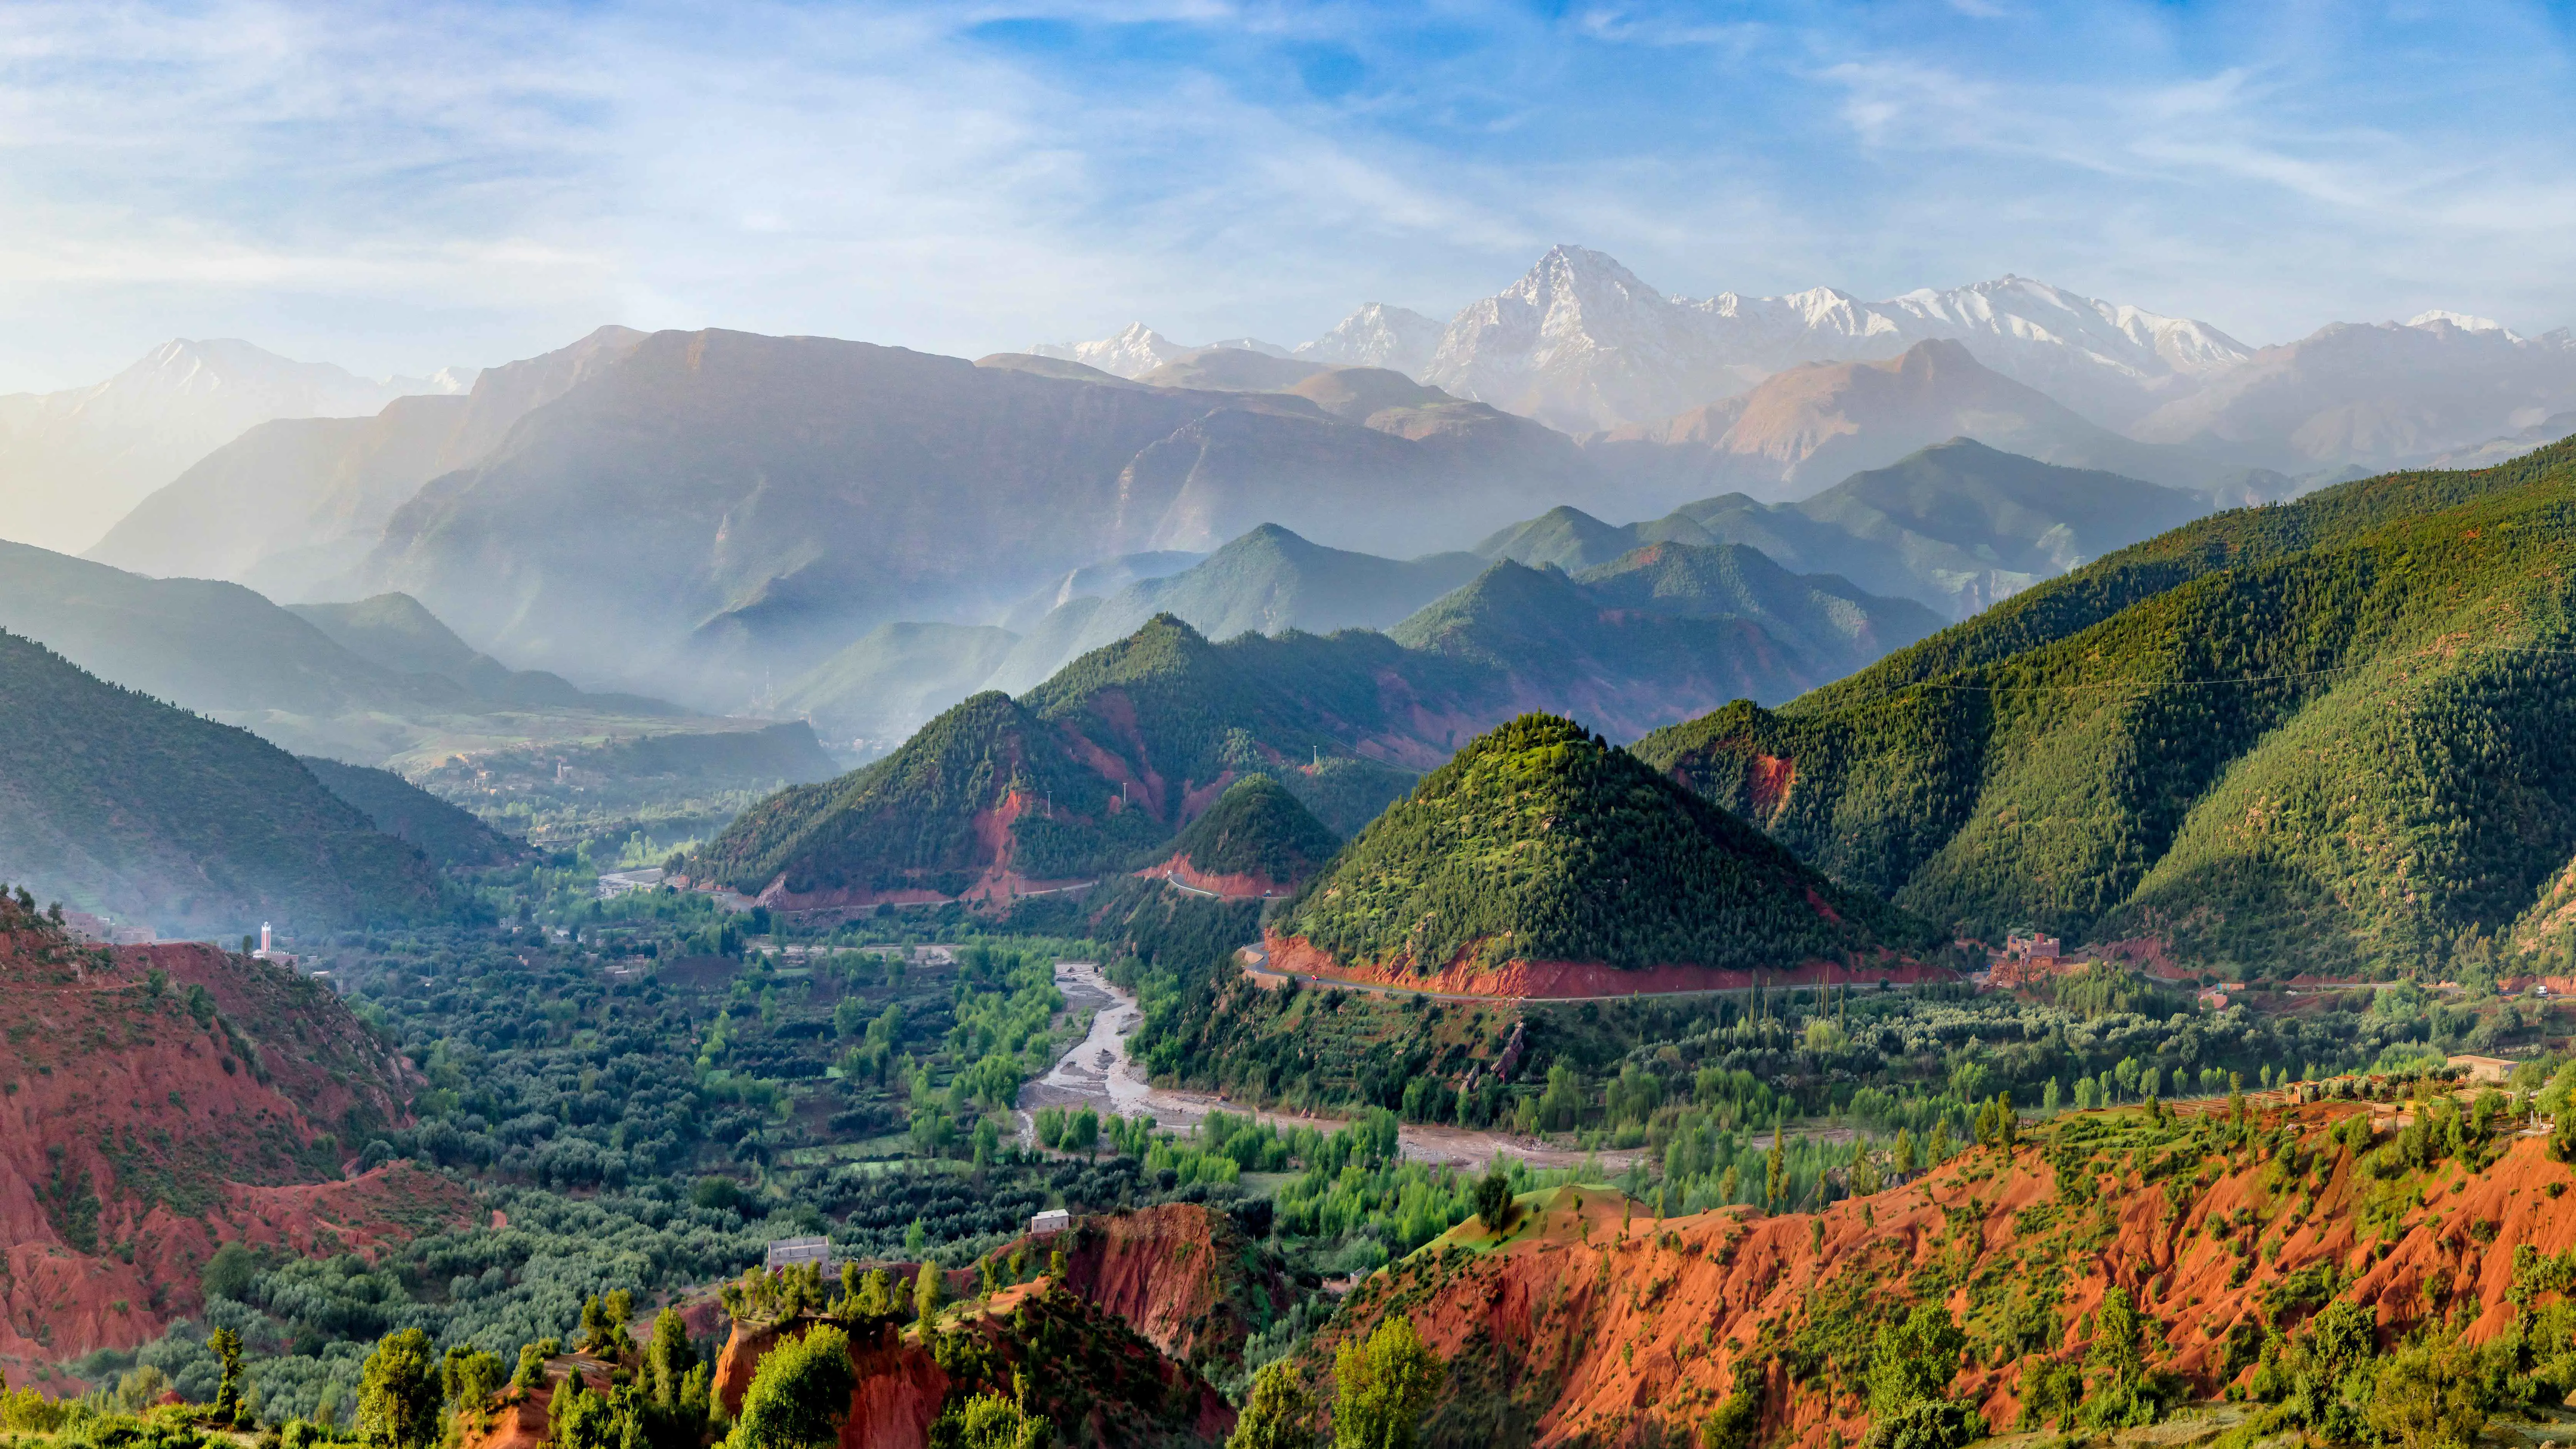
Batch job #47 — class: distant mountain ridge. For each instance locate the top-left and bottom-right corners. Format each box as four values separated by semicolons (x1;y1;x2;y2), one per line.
1481;438;2213;619
0;538;777;778
1578;338;2253;500
0;338;470;557
1046;244;2575;479
87;326;646;597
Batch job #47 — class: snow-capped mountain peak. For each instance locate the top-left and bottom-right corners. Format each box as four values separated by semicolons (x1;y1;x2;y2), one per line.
1025;322;1190;379
2407;310;2514;338
1294;303;1444;375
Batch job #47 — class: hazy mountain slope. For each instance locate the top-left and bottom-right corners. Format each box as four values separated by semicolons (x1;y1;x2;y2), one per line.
775;621;1023;756
987;524;1488;693
0;630;443;933
1271;714;1933;979
0;539;753;771
1002;549;1204;632
284;592;675;712
1294;304;1444;375
1571;540;1943;661
1481;439;2211;618
798;519;1934;781
297;755;526;867
1631;437;2576;975
1385;555;1920;740
2131;315;2576;471
1135;347;1328;392
1422;246;2248;432
83;397;465;591
354;330;1596;710
1281;366;1454;420
1789;438;2210;594
88;326;646;596
1581;340;2239;501
0;539;459;722
0;339;465;556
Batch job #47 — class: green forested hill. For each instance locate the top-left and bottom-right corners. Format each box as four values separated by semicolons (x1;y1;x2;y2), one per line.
688;619;1430;900
1275;714;1935;975
1162;773;1341;887
1631;438;2576;977
0;630;444;933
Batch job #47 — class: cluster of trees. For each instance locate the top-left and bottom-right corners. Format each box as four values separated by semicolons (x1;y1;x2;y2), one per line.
1223;1315;1443;1449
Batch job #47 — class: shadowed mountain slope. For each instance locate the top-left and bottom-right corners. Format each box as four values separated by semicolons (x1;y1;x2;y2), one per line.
0;629;444;933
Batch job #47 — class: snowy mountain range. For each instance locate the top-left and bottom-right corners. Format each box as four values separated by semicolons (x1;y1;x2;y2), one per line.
0;340;472;554
1037;245;2576;475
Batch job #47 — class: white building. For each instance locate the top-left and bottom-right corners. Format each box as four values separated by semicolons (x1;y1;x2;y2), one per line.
1029;1208;1071;1235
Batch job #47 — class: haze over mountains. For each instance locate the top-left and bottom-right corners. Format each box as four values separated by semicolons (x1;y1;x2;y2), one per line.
0;339;470;556
5;241;2565;791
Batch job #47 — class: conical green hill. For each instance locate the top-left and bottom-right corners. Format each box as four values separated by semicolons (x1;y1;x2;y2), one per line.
1164;774;1341;889
1274;714;1935;974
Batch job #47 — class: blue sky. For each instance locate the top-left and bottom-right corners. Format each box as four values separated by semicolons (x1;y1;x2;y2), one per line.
3;0;2573;391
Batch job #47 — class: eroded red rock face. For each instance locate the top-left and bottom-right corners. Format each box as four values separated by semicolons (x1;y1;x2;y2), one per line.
0;924;468;1368
1044;1203;1288;1367
1305;1099;2576;1449
712;1266;1237;1449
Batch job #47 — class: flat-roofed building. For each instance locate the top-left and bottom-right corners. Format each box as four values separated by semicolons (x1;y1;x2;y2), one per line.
764;1235;831;1269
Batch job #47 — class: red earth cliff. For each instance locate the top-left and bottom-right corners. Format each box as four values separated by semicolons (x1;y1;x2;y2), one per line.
713;1267;1236;1448
1015;1202;1290;1367
0;906;472;1373
1299;1093;2576;1449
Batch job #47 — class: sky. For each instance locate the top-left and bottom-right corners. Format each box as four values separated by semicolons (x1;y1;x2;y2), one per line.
3;0;2574;392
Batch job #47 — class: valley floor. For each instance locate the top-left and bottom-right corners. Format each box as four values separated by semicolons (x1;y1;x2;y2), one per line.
1017;958;1638;1171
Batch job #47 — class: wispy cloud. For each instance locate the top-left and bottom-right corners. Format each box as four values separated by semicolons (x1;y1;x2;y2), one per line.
0;0;2571;391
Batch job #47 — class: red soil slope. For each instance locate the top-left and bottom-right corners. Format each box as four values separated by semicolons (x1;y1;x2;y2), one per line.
1303;1095;2576;1449
1012;1203;1290;1366
0;906;470;1370
713;1272;1234;1449
1263;929;1954;999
